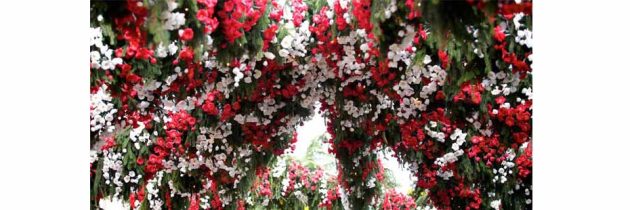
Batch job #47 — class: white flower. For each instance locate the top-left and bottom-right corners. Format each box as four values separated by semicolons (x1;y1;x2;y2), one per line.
513;13;524;29
232;67;244;87
163;12;186;30
423;55;432;64
278;49;290;58
168;42;178;55
207;35;214;46
101;60;115;70
436;168;453;180
360;43;369;52
444;152;458;163
156;43;168;58
436;133;445;142
91;51;101;62
366;177;376;188
111;58;123;65
384;10;392;18
523;30;533;48
521;87;533;100
491;88;502;95
515;28;533;48
253;70;262;79
490;200;501;209
496;71;506;80
452;143;459;151
167;1;179;11
90;27;103;47
264;52;276;60
281;35;294;49
449;128;466;142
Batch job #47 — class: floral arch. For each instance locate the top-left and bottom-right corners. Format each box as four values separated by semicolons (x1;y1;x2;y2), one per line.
90;0;532;209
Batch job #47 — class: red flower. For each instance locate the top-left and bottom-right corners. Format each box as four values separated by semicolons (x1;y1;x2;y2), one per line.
220;104;235;122
211;194;223;209
197;0;217;8
438;50;450;68
352;0;373;31
405;0;420;19
115;48;124;57
471;91;482;104
334;2;348;31
129;193;136;209
136;157;145;165
371;61;396;87
495;96;506;104
188;194;200;210
269;2;283;21
221;18;244;43
515;143;533;178
145;154;164;179
100;137;116;151
202;101;219;115
454;83;484;105
135;48;155;60
493;26;506;42
180;28;194;41
418;24;427;41
178;47;194;62
291;0;307;26
500;1;533;18
126;73;142;84
262;24;278;51
243;0;267;31
197;1;219;34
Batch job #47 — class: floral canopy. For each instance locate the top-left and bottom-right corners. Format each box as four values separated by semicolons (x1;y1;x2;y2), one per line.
90;0;532;209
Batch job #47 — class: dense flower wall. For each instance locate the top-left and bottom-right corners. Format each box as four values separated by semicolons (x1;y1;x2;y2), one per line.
90;0;532;209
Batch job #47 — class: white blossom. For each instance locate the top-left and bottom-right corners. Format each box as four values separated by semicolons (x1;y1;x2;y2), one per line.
490;200;501;209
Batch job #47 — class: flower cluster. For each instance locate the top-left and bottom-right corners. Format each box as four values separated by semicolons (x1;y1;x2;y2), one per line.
382;189;417;210
90;85;117;134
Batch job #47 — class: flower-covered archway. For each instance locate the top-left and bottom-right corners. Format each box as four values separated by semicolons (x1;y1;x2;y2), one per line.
90;0;532;209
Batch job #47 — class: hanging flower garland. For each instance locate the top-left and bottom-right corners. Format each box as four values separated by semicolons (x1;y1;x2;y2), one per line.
90;0;532;209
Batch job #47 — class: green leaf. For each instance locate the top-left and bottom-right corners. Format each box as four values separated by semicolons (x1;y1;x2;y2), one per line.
92;159;104;196
140;145;149;156
122;135;130;149
484;54;492;74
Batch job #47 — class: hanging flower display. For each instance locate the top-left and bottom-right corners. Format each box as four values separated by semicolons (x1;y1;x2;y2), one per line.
90;0;533;209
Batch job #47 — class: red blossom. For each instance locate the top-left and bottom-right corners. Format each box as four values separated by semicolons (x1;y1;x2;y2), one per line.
500;1;533;18
382;189;418;210
178;47;195;62
136;157;144;165
100;136;116;151
438;50;450;68
515;142;533;178
197;0;219;34
291;0;307;26
180;28;194;41
334;2;348;31
454;82;485;105
493;25;506;42
262;24;278;51
371;61;397;88
352;0;373;31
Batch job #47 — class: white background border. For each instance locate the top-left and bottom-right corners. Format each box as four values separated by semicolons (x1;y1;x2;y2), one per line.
1;0;629;209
